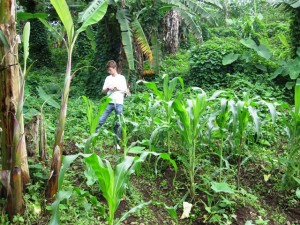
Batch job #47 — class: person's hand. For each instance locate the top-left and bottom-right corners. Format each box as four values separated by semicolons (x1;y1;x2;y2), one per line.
107;86;118;91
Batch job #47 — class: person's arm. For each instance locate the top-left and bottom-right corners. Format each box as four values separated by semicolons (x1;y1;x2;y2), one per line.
102;87;110;94
102;77;110;93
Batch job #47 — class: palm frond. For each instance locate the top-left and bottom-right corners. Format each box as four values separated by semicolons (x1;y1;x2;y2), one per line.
175;8;203;41
180;0;211;17
116;8;134;70
131;18;153;63
202;0;223;10
160;0;213;23
268;0;300;9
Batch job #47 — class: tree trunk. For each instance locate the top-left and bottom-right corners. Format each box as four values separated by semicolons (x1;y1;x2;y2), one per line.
25;115;40;157
0;0;26;217
24;113;47;161
163;10;180;54
45;146;61;200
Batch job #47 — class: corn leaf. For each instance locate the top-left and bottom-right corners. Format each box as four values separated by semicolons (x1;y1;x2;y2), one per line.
295;78;300;115
115;201;152;225
49;190;72;225
162;74;184;101
82;95;111;134
143;81;163;98
49;153;89;225
172;99;191;145
116;9;134;70
248;106;260;134
262;101;277;123
50;0;74;45
77;0;108;33
131;18;153;62
58;154;83;190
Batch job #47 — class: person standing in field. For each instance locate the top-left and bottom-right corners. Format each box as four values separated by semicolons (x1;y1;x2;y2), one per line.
96;60;127;150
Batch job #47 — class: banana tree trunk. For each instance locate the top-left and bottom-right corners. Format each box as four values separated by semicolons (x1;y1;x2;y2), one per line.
0;0;27;217
163;10;180;54
45;50;73;200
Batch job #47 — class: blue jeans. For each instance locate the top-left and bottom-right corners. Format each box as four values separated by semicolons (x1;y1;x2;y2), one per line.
96;103;123;141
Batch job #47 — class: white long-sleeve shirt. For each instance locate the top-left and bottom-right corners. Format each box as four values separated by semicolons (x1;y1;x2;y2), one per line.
102;74;127;104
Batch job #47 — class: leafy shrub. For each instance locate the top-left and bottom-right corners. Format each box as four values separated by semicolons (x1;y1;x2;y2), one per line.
26;67;63;96
226;72;286;100
209;27;240;39
160;50;190;79
189;37;278;89
189;37;245;89
51;48;68;72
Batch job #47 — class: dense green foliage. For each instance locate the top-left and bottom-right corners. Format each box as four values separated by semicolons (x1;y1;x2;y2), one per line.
189;37;244;88
85;12;122;97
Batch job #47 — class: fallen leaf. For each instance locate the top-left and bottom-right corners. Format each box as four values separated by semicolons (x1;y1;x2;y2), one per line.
180;202;192;219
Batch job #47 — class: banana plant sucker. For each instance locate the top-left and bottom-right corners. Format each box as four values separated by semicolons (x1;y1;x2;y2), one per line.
46;0;108;200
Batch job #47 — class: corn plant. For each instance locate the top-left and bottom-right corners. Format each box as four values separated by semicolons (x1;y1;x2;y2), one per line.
82;96;111;134
117;115;145;157
227;92;260;185
49;150;177;225
215;98;230;182
142;74;184;154
282;78;300;189
227;92;277;186
172;90;208;199
42;0;108;199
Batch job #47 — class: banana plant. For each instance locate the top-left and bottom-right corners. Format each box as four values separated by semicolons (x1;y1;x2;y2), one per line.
0;18;31;217
172;90;209;199
143;74;184;154
43;0;109;200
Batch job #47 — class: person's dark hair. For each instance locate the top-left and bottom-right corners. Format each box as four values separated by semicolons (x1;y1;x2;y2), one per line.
106;60;117;69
